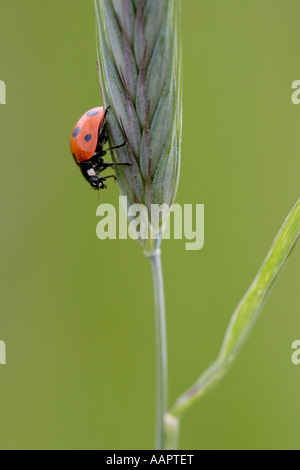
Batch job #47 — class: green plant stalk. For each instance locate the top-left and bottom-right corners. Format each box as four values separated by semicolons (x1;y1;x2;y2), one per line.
147;244;168;450
165;199;300;446
95;0;182;450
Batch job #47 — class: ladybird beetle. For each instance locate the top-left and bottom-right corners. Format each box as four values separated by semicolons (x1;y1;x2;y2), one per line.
70;106;129;192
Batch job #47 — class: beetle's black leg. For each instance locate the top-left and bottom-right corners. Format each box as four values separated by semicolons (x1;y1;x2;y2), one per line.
97;138;127;155
94;159;128;174
105;140;127;152
99;162;131;170
103;174;117;182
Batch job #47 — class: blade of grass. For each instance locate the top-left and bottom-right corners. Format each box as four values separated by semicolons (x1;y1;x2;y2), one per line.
169;199;300;421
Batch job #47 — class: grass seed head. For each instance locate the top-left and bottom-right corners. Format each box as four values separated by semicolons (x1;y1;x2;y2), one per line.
95;0;182;252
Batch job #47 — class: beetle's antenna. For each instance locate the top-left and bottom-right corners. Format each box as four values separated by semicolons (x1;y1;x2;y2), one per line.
98;189;101;201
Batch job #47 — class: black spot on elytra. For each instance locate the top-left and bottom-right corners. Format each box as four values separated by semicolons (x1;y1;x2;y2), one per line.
72;127;80;138
87;110;99;117
84;134;92;142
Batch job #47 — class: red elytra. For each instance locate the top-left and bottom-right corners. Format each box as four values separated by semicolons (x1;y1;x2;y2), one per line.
70;107;105;164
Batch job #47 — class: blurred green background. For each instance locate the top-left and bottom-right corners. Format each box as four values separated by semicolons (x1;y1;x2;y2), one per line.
0;0;299;450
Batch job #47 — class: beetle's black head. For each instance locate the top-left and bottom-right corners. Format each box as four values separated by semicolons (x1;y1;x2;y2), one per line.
89;176;106;190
